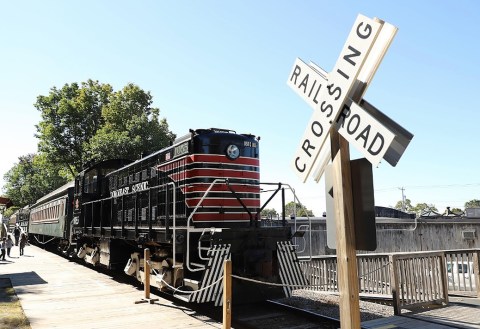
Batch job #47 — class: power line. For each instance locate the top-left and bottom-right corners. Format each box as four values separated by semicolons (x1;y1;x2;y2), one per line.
375;183;480;192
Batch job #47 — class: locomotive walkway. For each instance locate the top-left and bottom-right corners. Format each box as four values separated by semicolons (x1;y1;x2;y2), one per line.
0;245;222;329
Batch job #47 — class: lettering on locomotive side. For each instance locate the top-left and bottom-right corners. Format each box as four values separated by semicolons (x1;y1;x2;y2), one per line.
132;181;149;193
173;142;189;158
243;141;257;148
111;187;130;198
110;181;149;198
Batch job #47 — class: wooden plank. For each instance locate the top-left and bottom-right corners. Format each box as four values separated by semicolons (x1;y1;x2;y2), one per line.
223;259;232;329
408;259;414;304
363;315;460;328
389;254;401;315
330;128;361;329
439;253;449;304
426;257;433;301
474;251;480;298
407;304;480;328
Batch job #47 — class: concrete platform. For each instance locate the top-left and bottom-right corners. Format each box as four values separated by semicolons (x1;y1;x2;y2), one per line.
0;245;222;329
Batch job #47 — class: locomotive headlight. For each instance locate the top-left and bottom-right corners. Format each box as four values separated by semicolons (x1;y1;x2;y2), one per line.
226;144;240;160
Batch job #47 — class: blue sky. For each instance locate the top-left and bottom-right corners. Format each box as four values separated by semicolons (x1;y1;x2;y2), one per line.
1;1;479;216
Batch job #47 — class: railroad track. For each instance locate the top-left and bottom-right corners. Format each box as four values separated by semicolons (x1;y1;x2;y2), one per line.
229;300;341;329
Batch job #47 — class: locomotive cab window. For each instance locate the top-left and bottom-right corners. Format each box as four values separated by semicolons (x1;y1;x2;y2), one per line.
75;178;82;195
83;171;98;194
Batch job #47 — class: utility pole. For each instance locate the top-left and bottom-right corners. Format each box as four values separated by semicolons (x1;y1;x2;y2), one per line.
399;187;406;211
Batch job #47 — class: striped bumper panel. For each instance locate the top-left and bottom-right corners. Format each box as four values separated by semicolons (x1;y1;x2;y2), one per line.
189;244;231;306
277;241;309;297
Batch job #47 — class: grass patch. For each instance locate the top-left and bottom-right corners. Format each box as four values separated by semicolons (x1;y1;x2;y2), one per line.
0;278;30;329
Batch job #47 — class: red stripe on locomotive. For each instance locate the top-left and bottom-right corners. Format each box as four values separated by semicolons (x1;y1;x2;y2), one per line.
185;198;260;208
169;168;259;182
187;154;259;166
156;153;260;224
191;213;252;222
184;184;260;194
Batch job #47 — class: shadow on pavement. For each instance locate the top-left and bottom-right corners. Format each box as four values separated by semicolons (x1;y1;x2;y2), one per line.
0;271;48;287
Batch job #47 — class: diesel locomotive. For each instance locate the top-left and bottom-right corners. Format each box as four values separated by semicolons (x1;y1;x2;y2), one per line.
19;128;306;305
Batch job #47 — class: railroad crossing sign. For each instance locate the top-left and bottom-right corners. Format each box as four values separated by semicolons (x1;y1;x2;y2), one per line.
286;14;413;329
287;15;412;183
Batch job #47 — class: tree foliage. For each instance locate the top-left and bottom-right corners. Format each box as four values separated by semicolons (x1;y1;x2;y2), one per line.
261;208;278;219
394;199;437;215
449;207;463;214
4;80;174;208
284;201;314;217
465;199;480;208
35;80;175;175
394;198;413;212
35;80;111;176
85;83;175;161
412;203;438;215
2;206;19;219
2;154;68;207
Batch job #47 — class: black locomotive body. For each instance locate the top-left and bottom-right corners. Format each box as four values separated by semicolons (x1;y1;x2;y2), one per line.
27;128;306;304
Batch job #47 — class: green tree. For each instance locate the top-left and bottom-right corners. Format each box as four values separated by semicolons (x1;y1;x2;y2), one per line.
449;207;463;214
85;83;175;161
6;80;174;209
394;199;438;216
284;201;314;217
394;198;413;212
35;80;112;176
413;203;437;216
2;206;19;219
35;80;175;175
2;154;68;207
464;199;480;208
261;208;278;219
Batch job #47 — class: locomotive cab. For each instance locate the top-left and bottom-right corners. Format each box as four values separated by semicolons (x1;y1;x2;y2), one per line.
73;159;133;263
73;160;133;223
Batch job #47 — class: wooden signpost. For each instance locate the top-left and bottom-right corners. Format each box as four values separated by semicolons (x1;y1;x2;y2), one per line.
287;14;413;329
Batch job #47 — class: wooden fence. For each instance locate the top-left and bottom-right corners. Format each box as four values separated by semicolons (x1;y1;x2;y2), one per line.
389;251;448;314
298;249;480;315
445;249;480;294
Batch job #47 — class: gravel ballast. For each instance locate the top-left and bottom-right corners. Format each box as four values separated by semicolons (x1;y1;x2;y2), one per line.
277;289;394;322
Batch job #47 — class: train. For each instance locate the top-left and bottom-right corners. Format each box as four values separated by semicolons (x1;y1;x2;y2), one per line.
14;128;306;305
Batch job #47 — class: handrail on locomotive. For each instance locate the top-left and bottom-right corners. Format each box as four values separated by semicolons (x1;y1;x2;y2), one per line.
186;178;226;272
183;178;312;272
37;179;314;276
189;179;314;269
80;177;313;272
260;182;313;259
